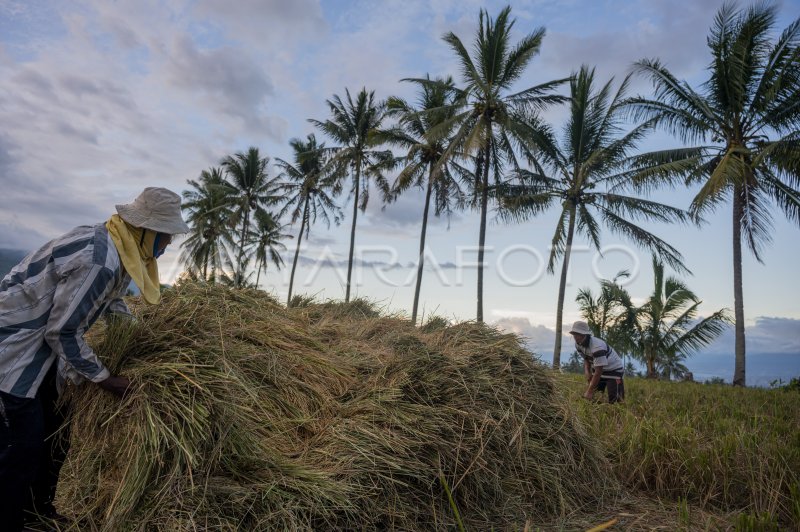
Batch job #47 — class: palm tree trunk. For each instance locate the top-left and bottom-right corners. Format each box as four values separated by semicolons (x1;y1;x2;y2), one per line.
412;167;434;325
553;206;576;368
477;137;491;323
287;198;309;306
255;262;261;287
202;247;209;281
646;347;656;378
345;162;361;302
236;205;250;288
732;189;746;386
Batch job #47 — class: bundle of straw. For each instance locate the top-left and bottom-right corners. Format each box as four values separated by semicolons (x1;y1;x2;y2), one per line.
57;282;615;530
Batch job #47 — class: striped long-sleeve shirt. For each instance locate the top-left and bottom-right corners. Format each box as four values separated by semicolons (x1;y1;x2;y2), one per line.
0;223;131;398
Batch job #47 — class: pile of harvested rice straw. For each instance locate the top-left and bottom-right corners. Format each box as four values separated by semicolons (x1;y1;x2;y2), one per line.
56;283;615;530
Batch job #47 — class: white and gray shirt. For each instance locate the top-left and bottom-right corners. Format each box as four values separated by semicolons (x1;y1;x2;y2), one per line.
0;224;131;398
575;336;624;376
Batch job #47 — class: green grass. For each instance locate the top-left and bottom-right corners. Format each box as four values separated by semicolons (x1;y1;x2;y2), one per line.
564;375;800;528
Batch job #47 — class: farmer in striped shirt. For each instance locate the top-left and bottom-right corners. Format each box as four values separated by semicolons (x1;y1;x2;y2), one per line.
0;187;189;529
569;320;625;403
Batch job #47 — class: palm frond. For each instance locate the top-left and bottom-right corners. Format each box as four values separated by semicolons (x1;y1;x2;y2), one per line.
669;309;732;357
763;173;800;225
600;209;689;274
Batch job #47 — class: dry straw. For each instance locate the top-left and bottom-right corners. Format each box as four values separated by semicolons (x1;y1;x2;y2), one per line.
57;282;616;530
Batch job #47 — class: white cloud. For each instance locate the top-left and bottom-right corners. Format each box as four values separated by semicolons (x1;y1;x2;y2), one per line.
493;316;557;356
706;317;800;355
190;0;326;48
162;34;286;138
362;185;463;233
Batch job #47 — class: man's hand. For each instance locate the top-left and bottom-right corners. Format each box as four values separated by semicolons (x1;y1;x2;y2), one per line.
583;390;594;400
98;375;131;397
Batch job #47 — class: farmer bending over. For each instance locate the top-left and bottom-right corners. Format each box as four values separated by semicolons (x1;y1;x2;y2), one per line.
568;320;625;403
0;187;189;530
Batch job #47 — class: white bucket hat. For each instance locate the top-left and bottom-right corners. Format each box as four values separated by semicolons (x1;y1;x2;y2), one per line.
116;187;190;235
568;320;592;336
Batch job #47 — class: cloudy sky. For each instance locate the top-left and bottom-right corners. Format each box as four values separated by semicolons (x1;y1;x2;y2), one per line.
1;0;798;379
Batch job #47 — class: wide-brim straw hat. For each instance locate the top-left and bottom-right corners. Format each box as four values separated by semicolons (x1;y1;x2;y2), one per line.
116;187;190;235
568;320;592;336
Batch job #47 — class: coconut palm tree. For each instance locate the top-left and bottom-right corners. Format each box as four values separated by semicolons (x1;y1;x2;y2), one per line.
435;5;568;322
382;75;469;324
250;209;290;288
504;66;692;367
221;147;284;286
180;167;233;282
218;255;256;289
309;88;394;302
575;270;638;359
634;256;731;378
276;134;343;305
626;2;800;385
658;351;690;381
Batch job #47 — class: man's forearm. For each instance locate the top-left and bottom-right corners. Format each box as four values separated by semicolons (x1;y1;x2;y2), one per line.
586;369;603;392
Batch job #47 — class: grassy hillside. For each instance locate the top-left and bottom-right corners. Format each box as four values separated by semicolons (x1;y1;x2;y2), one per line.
564;374;800;529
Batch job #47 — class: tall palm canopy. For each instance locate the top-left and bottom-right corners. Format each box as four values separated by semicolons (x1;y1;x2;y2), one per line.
180;167;233;282
276;134;343;305
627;2;800;385
250;209;289;288
310;88;393;302
504;65;692;368
383;75;468;324
633;257;731;379
575;270;638;358
221;146;284;286
433;5;567;322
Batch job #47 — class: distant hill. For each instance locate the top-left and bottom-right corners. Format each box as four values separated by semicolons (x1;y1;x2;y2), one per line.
0;248;27;278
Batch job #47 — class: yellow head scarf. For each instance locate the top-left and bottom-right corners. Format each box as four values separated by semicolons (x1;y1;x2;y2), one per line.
106;214;161;304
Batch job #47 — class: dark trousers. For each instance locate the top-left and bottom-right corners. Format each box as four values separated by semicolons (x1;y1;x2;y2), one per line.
596;375;625;403
0;366;70;531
